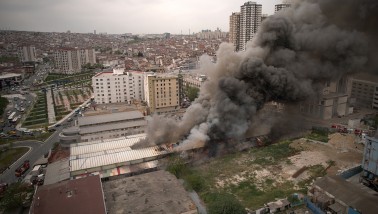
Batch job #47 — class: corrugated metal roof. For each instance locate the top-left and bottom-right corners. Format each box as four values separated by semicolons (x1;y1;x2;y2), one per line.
70;146;172;172
44;158;70;185
70;134;146;156
78;111;144;126
79;120;147;134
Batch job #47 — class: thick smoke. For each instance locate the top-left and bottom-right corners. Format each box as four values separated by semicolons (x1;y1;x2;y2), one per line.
135;0;377;151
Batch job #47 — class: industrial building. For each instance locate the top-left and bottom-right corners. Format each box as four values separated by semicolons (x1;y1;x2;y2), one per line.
144;72;180;114
59;110;147;145
92;68;145;104
30;175;106;214
68;134;173;178
361;133;378;191
53;48;96;73
102;170;198;214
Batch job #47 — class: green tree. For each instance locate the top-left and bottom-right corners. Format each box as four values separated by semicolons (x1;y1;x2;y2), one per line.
0;182;34;211
186;86;200;102
207;193;246;214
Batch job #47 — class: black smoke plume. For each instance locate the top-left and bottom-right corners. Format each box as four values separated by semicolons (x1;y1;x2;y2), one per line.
134;0;377;151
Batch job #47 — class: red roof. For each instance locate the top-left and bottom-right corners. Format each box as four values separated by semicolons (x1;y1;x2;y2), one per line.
30;175;106;214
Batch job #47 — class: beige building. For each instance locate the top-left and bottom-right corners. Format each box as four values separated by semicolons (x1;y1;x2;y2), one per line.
347;73;378;109
229;12;241;51
53;48;96;73
144;72;180;114
300;79;349;120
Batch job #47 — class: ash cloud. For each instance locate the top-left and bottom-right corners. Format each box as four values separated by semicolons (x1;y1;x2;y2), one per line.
135;0;377;151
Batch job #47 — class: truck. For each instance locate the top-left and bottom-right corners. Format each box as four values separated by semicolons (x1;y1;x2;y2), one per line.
15;160;30;177
30;165;43;176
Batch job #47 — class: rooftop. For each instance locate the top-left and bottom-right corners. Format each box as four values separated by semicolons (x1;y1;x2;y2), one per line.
102;170;197;214
79;119;146;134
314;175;378;214
30;175;106;214
78;110;144;126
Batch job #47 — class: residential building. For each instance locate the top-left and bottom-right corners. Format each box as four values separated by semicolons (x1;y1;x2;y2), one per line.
229;12;241;51
30;175;106;214
196;28;227;40
59;110;147;144
300;78;350;120
347;73;378;109
275;2;292;13
92;68;144;104
183;73;207;89
53;48;96;73
239;1;262;51
18;46;36;62
144;72;180;114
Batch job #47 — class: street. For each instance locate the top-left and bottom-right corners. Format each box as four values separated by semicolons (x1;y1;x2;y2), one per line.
0;126;63;184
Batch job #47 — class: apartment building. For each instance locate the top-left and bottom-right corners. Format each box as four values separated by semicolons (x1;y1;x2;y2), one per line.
347;73;378;109
18;46;36;62
239;1;262;51
300;78;349;120
92;68;144;104
229;12;241;51
183;73;207;89
53;48;96;73
59;110;147;144
144;72;180;114
275;3;292;13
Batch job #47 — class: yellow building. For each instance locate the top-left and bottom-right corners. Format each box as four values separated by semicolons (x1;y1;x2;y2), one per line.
144;72;180;114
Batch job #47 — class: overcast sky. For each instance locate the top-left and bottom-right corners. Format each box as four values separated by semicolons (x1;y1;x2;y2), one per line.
0;0;280;34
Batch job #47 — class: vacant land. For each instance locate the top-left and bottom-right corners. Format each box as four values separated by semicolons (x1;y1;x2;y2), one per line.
175;133;363;210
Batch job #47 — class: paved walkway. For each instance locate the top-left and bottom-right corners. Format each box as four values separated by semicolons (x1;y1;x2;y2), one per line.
46;89;56;124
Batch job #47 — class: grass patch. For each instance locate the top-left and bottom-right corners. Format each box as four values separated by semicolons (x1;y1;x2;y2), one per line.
0;147;29;170
306;127;329;143
250;140;299;165
0;132;53;145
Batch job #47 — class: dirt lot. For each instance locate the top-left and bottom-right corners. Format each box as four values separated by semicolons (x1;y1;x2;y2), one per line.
189;133;364;210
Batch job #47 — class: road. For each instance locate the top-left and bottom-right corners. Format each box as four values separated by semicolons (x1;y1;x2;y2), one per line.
0;126;63;184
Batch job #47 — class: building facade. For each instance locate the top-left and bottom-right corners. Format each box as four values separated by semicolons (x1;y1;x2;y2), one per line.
229;12;241;51
239;1;262;51
361;134;378;191
92;69;144;104
347;73;378;109
59;110;147;144
18;46;36;62
275;3;292;13
144;72;180;114
53;48;96;73
300;79;350;120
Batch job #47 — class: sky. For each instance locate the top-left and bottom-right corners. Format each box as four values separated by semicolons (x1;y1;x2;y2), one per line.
0;0;280;34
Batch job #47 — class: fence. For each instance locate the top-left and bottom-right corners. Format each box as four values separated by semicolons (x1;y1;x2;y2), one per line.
304;197;325;214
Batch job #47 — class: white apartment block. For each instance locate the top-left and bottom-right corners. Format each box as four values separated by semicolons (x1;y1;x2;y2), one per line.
144;72;180;114
92;68;144;104
239;1;262;51
229;12;241;51
53;48;96;73
18;46;36;62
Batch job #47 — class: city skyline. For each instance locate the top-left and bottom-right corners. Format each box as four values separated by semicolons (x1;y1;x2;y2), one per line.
0;0;280;34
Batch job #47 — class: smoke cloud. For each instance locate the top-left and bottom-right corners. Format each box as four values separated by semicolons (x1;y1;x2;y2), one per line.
135;0;377;152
